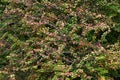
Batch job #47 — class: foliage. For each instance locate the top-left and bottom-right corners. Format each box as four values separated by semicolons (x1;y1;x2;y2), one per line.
0;0;120;80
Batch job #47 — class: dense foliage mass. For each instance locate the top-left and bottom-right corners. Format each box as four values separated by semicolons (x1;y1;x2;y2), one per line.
0;0;120;80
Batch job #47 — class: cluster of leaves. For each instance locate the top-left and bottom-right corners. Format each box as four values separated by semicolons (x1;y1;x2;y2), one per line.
0;0;120;80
